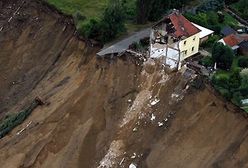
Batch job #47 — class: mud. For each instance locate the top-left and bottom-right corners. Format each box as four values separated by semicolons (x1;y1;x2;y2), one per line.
1;1;248;168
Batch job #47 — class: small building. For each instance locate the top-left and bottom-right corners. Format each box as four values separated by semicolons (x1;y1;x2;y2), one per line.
150;10;202;69
218;34;240;53
221;26;236;36
192;23;214;43
218;34;248;54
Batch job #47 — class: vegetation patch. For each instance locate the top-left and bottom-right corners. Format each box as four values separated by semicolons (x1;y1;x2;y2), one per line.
46;0;108;18
46;0;200;43
231;0;248;20
185;11;238;34
200;42;248;107
0;98;43;138
244;107;248;112
238;56;248;68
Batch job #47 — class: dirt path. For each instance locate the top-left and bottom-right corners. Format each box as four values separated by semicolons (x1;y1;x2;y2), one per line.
1;1;248;168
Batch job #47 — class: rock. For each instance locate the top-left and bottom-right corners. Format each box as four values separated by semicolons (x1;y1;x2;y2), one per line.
129;163;137;168
131;153;137;159
151;113;156;121
158;122;164;127
132;127;138;132
150;98;160;106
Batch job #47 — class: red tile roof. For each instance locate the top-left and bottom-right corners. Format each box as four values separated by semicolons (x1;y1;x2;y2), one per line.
223;34;240;47
223;34;248;47
168;12;201;38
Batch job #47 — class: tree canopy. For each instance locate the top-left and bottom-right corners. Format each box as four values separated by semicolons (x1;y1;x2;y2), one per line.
135;0;188;24
212;42;234;70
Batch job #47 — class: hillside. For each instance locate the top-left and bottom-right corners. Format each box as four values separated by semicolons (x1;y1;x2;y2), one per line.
1;1;248;168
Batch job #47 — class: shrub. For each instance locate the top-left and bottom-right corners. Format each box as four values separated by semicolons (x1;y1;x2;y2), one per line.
218;87;232;100
200;56;214;67
0;100;39;138
240;68;248;88
77;18;101;40
238;57;248;68
73;11;86;23
212;72;230;88
228;70;241;88
232;91;243;106
201;35;220;48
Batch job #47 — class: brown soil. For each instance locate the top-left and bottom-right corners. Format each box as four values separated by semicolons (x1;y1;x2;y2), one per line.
1;1;248;168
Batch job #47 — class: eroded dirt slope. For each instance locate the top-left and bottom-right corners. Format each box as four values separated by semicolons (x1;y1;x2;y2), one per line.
1;1;248;168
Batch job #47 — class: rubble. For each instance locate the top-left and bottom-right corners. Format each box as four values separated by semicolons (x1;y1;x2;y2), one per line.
132;127;138;132
129;163;137;168
158;122;164;127
98;140;124;168
150;98;160;106
131;153;137;159
119;158;125;166
151;113;156;121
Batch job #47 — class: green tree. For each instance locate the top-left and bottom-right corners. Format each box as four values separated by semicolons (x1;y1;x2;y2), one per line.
100;0;126;42
238;57;248;68
135;0;189;23
225;0;239;5
212;42;234;70
240;69;248;88
236;0;248;19
77;18;101;39
135;0;154;24
197;0;225;12
228;70;241;88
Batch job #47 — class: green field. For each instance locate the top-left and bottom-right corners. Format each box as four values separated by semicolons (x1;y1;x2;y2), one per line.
46;0;108;19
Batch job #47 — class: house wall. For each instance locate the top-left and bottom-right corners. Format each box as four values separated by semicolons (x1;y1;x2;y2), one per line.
150;44;182;69
200;36;209;44
179;32;200;60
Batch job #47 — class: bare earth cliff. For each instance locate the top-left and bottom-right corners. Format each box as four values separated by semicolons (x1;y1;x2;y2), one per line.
1;1;248;168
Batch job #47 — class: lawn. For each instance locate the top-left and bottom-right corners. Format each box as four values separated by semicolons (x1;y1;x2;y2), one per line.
243;107;248;112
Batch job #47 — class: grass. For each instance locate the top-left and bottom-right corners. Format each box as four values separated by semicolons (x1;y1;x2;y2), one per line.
231;0;248;20
214;70;232;81
222;11;239;29
46;0;108;19
244;107;248;112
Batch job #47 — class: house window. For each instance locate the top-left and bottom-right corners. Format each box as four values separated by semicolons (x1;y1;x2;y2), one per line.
192;47;195;51
184;41;187;45
193;36;196;41
185;50;188;55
